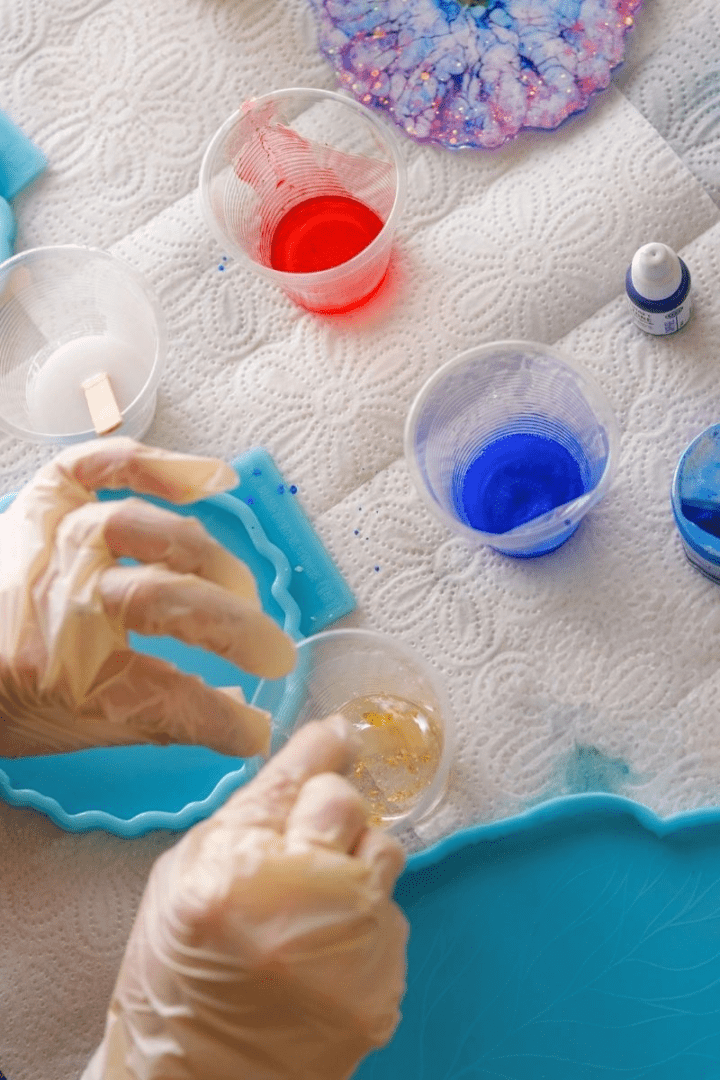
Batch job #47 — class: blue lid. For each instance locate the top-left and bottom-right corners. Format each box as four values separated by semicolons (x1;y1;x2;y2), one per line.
353;794;720;1079
671;424;720;580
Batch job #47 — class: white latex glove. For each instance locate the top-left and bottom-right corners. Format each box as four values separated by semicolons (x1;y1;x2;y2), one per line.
0;437;295;758
83;715;408;1080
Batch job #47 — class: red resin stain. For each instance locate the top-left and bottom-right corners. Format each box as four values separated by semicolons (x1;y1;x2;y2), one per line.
270;194;384;274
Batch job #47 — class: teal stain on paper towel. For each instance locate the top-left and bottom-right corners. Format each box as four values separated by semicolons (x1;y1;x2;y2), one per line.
564;744;632;794
531;741;642;808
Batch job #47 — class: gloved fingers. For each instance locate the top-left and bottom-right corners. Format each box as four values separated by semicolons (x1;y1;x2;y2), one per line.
99;563;295;678
101;497;260;605
53;497;260;605
87;651;272;756
221;714;361;833
285;772;369;854
43;437;239;504
353;826;406;895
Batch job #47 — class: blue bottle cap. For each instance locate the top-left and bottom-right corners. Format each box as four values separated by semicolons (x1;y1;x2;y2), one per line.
671;424;720;582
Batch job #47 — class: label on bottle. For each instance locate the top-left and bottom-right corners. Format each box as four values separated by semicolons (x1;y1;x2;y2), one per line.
627;293;692;336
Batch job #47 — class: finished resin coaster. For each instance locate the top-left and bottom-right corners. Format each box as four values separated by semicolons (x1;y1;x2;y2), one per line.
309;0;643;149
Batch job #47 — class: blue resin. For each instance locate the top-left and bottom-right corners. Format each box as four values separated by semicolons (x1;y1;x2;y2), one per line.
455;430;588;534
680;501;720;540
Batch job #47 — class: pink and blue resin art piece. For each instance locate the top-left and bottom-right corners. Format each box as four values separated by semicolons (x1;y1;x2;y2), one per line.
309;0;643;149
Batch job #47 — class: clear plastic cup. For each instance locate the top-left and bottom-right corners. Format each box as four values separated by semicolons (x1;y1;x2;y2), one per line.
252;628;454;831
0;245;166;445
199;88;406;315
404;340;619;557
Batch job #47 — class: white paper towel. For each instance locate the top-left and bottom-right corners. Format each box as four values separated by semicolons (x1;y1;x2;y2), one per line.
617;5;720;208
1;0;720;1076
317;221;720;844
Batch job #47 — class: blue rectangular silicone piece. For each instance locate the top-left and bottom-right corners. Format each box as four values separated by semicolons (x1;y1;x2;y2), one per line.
227;447;355;637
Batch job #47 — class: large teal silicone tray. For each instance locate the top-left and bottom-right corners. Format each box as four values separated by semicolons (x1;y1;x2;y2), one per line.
0;447;355;835
354;793;720;1079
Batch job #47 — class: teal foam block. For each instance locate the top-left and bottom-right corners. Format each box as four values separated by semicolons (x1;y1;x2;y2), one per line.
0;446;355;835
354;794;720;1080
0;109;47;201
0;110;47;263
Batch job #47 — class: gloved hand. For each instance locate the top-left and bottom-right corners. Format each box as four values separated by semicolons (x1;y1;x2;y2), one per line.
82;714;408;1080
0;437;295;758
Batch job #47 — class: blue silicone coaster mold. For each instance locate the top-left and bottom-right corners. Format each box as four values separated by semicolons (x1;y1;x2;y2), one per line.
354;793;720;1079
0;446;355;835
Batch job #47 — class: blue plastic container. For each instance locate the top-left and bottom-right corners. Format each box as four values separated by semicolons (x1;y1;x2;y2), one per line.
672;423;720;583
0;447;356;835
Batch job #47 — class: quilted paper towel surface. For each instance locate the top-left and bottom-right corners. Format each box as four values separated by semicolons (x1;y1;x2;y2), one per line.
2;0;720;1077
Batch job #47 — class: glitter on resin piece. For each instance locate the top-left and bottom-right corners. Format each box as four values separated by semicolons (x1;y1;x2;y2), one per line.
308;0;643;149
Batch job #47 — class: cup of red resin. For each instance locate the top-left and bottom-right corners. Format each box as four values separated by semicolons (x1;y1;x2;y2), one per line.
404;341;620;557
199;87;406;314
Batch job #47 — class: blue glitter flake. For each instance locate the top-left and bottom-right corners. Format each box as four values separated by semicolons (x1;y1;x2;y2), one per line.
277;484;285;494
289;484;298;494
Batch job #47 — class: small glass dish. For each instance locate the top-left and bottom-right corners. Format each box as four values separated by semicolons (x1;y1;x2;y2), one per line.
253;628;455;831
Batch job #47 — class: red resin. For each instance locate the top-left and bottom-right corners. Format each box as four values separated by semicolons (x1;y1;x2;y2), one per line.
270;194;384;274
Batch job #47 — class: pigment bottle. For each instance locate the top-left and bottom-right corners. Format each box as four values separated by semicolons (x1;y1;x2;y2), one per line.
625;241;692;336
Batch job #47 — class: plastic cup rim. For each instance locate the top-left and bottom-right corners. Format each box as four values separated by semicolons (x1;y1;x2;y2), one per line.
198;86;407;284
255;626;456;832
0;244;167;444
403;338;620;550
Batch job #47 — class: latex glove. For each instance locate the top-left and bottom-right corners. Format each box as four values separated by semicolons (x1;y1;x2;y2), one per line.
83;715;408;1080
0;437;295;758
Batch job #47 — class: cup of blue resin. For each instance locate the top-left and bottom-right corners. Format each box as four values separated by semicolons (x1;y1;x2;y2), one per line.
671;424;720;583
404;340;619;557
